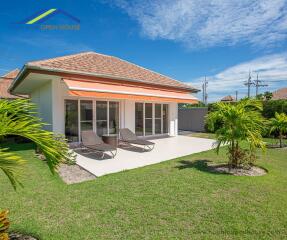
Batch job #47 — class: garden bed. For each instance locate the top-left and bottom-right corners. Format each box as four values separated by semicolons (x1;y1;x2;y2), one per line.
57;164;96;184
9;232;38;240
209;164;267;176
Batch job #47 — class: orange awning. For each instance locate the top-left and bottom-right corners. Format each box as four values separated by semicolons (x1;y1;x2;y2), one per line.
64;79;198;104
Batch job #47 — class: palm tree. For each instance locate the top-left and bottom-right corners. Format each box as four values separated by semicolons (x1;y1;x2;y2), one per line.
269;112;287;148
0;99;72;190
206;99;266;168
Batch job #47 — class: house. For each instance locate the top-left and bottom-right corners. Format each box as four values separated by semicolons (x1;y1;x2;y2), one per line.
272;87;287;100
220;95;235;102
9;52;199;142
0;69;20;99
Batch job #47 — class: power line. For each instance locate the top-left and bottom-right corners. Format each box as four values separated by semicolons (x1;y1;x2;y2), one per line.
254;73;268;96
244;71;254;98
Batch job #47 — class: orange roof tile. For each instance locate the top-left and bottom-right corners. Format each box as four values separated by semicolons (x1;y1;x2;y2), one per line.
221;95;235;102
27;52;197;91
0;69;21;99
272;87;287;100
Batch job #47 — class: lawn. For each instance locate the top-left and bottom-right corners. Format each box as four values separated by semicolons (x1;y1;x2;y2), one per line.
1;142;287;239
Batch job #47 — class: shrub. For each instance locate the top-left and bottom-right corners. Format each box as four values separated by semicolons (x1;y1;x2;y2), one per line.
269;112;287;148
262;100;287;118
206;99;266;168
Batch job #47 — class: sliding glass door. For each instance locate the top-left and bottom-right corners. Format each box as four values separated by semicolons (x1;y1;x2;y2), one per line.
154;104;162;134
109;101;119;135
65;100;79;142
163;104;169;134
145;103;153;136
135;103;144;136
96;101;108;137
96;101;120;137
80;100;93;131
135;102;169;136
65;99;119;142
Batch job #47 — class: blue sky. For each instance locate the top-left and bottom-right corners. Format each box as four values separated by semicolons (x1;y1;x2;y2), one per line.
1;0;287;101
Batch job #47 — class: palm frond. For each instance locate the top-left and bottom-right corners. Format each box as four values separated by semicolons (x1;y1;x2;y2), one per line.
0;148;26;190
0;99;73;189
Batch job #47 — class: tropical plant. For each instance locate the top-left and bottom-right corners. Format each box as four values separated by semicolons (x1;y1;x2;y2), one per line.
0;99;73;190
263;91;273;101
0;210;9;240
206;99;266;168
269;112;287;148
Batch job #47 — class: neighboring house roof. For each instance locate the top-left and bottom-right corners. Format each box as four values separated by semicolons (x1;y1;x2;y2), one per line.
0;69;21;99
22;52;197;92
272;87;287;100
221;95;235;102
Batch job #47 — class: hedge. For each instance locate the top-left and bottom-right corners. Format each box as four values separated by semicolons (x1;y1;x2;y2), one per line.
262;100;287;118
205;99;287;134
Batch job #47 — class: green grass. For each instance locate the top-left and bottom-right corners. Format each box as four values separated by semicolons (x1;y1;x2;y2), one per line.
188;132;216;139
1;143;287;239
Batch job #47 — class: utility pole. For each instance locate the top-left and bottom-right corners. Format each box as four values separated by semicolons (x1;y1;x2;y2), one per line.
254;73;268;97
235;91;238;101
203;76;208;105
244;71;254;98
202;83;205;103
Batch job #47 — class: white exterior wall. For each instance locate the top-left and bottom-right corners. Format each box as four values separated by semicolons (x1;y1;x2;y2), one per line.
51;78;65;134
122;100;135;132
30;77;179;137
169;102;178;136
30;81;53;131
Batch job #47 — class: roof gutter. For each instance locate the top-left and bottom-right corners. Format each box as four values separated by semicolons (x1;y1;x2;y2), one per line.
10;64;200;93
8;65;28;93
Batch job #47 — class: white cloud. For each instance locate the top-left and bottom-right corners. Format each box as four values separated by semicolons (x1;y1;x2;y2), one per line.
113;0;287;48
190;53;287;101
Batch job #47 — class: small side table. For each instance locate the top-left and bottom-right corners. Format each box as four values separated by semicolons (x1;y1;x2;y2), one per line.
102;134;118;147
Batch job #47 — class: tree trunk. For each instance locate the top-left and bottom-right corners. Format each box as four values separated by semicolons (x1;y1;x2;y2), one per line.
279;132;283;148
230;140;236;167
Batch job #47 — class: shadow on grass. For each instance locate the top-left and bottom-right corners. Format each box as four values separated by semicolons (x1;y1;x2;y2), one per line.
176;159;229;175
0;142;36;151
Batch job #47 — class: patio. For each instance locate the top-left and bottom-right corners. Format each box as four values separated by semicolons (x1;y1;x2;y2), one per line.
76;135;216;177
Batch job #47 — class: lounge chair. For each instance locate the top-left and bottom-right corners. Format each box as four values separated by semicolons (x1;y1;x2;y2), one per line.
119;128;155;151
81;131;117;158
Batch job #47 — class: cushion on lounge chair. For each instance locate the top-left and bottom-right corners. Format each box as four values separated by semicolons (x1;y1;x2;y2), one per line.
84;143;116;152
81;130;104;146
119;128;154;146
119;128;137;141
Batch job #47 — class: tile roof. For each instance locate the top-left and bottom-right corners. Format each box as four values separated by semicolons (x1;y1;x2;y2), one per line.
221;95;235;102
27;52;197;91
0;69;21;99
272;87;287;100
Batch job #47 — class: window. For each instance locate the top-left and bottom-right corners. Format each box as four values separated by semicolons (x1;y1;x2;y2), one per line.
163;104;169;134
96;101;108;137
145;103;153;136
135;102;169;136
80;100;93;131
109;101;119;134
135;103;144;136
65;100;79;142
65;99;120;141
154;104;162;134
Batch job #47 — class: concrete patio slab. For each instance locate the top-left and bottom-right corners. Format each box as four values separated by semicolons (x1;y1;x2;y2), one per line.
76;136;216;177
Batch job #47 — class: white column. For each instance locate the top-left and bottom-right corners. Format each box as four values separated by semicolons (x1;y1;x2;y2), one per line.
124;100;135;132
52;77;65;134
169;102;178;136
